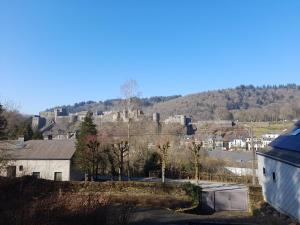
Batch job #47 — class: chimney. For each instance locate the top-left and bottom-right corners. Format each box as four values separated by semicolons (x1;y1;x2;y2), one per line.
16;136;25;149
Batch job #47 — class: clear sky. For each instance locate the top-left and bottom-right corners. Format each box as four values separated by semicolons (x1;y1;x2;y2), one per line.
0;0;300;114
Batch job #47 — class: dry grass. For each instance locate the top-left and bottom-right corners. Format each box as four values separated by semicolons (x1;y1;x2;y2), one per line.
242;121;293;137
0;192;134;225
0;176;197;225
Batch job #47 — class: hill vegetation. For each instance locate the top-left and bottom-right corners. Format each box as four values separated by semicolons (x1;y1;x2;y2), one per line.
47;84;300;122
46;95;182;113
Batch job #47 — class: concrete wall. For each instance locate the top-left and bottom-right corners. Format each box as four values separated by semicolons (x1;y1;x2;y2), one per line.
1;159;71;181
257;154;300;221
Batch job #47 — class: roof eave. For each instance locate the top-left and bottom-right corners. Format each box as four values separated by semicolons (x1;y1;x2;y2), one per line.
257;151;300;168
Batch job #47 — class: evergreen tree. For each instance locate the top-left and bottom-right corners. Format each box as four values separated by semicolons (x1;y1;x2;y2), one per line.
32;130;44;140
74;112;98;180
143;152;161;177
23;123;33;141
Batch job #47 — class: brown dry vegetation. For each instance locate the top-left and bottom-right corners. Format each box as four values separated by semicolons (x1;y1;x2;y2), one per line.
50;84;300;122
0;176;197;225
0;177;134;225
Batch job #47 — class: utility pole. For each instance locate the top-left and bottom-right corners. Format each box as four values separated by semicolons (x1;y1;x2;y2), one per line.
250;126;256;185
127;118;131;181
242;123;256;185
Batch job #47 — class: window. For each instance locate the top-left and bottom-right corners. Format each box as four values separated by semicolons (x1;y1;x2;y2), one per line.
54;172;62;181
19;165;23;171
263;167;266;176
272;172;276;182
32;172;40;179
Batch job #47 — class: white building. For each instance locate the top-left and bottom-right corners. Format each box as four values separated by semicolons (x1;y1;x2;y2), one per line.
229;139;246;150
257;122;300;221
262;133;280;139
0;140;82;181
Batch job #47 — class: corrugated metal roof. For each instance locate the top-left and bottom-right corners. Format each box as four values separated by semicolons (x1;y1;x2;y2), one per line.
2;140;76;160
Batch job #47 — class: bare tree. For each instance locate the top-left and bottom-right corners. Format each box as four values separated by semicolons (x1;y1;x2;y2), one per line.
189;142;203;181
0;104;7;140
120;79;140;111
157;141;170;184
112;141;129;181
0;104;8;171
120;79;141;180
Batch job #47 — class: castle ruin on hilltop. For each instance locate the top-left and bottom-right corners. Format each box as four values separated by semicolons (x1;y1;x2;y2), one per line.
32;107;194;140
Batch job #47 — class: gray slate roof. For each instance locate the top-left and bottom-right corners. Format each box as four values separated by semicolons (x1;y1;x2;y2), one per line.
1;140;76;160
257;148;300;168
257;120;300;167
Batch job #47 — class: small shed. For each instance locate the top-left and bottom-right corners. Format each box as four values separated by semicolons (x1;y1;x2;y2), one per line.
200;183;249;213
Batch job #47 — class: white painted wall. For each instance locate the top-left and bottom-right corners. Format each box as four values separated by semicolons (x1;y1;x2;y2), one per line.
1;160;71;181
229;139;246;149
257;154;300;221
225;167;258;176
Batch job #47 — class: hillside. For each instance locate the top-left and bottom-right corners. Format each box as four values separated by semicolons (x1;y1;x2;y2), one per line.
47;84;300;122
46;95;182;114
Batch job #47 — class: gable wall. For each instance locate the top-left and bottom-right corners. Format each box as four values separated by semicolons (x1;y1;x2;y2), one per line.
1;160;71;181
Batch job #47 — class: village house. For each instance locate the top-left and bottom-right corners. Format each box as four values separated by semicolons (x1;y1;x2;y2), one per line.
228;138;246;150
257;121;300;222
0;139;82;181
214;135;224;149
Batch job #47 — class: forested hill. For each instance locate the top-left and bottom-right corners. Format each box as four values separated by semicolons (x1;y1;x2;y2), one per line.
46;95;182;114
48;84;300;122
146;84;300;122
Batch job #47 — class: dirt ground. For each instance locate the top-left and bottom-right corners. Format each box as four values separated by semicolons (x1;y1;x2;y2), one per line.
130;207;297;225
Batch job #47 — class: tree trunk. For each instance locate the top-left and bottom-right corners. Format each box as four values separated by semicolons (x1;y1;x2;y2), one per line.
119;153;124;181
118;167;121;181
162;160;165;184
195;161;199;181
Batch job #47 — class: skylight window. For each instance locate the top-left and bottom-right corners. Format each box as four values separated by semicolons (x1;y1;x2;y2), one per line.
290;128;300;136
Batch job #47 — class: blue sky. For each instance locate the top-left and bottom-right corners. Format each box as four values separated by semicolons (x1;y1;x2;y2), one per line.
0;0;300;114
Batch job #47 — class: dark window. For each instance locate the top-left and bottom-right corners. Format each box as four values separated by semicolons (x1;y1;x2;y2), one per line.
32;172;40;179
54;172;62;181
48;135;53;140
19;165;23;171
263;167;266;176
272;172;276;182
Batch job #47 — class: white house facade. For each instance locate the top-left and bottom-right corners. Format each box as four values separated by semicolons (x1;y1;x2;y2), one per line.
257;121;300;222
0;140;79;181
229;139;246;150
